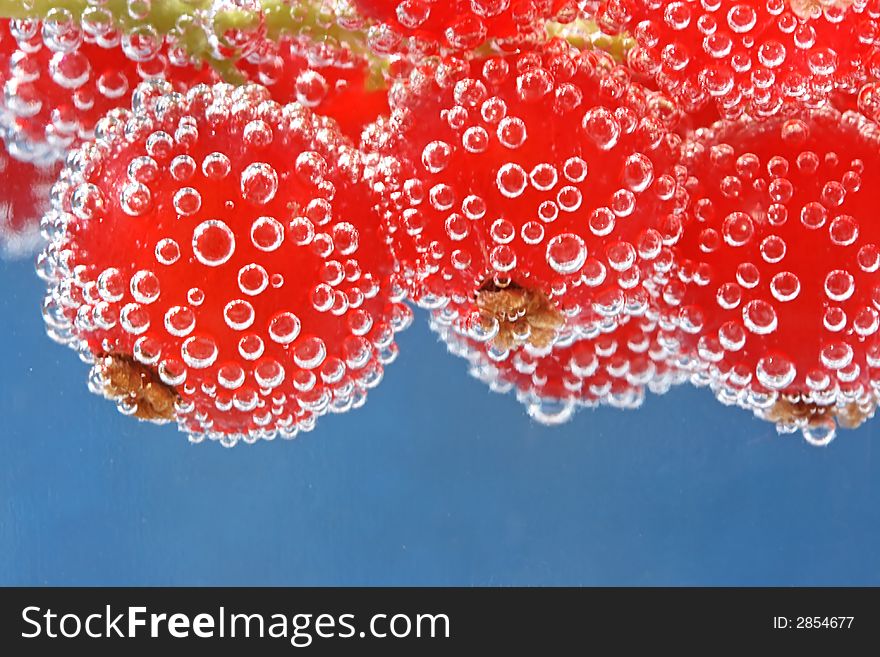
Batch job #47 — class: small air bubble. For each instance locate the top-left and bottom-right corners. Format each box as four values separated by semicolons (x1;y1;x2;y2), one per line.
192;219;235;267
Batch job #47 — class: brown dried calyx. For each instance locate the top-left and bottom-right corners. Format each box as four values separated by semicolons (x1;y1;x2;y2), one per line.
766;396;876;431
99;354;179;422
788;0;855;21
476;281;564;351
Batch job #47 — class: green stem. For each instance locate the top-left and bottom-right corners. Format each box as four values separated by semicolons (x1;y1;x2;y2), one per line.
546;19;634;63
0;0;374;82
0;0;209;33
0;3;628;88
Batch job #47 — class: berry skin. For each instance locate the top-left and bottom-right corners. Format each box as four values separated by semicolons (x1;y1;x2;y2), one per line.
666;108;880;444
235;35;389;140
364;40;688;351
598;0;880;118
432;306;685;424
351;0;576;53
0;16;213;164
0;152;58;257
40;82;411;445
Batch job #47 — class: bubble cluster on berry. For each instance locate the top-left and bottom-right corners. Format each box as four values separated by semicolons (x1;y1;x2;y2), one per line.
364;40;688;351
348;0;579;55
666;108;880;443
0;10;212;164
599;0;880;119
234;32;390;138
39;81;411;446
433;304;686;423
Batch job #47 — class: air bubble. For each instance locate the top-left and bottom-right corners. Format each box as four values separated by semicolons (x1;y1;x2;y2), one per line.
130;270;160;304
623;153;654;192
238;263;269;296
173;187;201;216
770;272;800;302
546;234;587;274
243;120;273;148
716;282;742;309
238;334;264;361
722;212;754;246
181;335;218;369
218;363;246;390
800;201;827;229
823;307;847;332
187;288;205;306
192;220;235;267
718;321;746;351
422;141;451;173
155;238;180;265
829;215;858;246
858;244;880;273
606;241;636;272
120;302;150;335
521;221;544;245
496;163;527;198
582;107;620;150
120;182;152;216
97;268;125;302
268;312;301;344
255;359;285;389
530;163;558;191
164;306;196;337
497;117;527;149
563;157;588;183
820;342;853;370
240;162;278;205
824;270;855;302
170;155;196;181
742;299;777;335
736;262;760;288
224;299;255;330
462;126;488;153
290;217;315;246
202;152;231;179
589;208;615;236
251;216;284;251
755;356;796;390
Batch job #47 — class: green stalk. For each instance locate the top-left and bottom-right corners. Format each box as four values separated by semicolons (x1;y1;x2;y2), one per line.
0;0;210;33
0;0;374;82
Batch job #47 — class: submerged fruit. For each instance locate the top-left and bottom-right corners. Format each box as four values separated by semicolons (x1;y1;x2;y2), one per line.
364;40;688;352
352;0;575;53
39;81;411;445
432;304;685;424
667;108;880;444
0;13;212;164
234;34;389;140
599;0;880;118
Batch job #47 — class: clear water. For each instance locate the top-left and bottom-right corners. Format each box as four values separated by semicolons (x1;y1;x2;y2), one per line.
1;254;879;586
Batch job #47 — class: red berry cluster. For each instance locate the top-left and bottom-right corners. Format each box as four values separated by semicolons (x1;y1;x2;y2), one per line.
597;0;880;118
0;0;877;445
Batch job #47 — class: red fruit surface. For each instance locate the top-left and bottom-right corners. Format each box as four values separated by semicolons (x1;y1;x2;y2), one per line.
363;40;688;352
235;35;389;140
598;0;880;118
666;108;880;443
0;16;214;164
0;151;58;257
40;82;410;445
432;306;685;423
353;0;575;52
